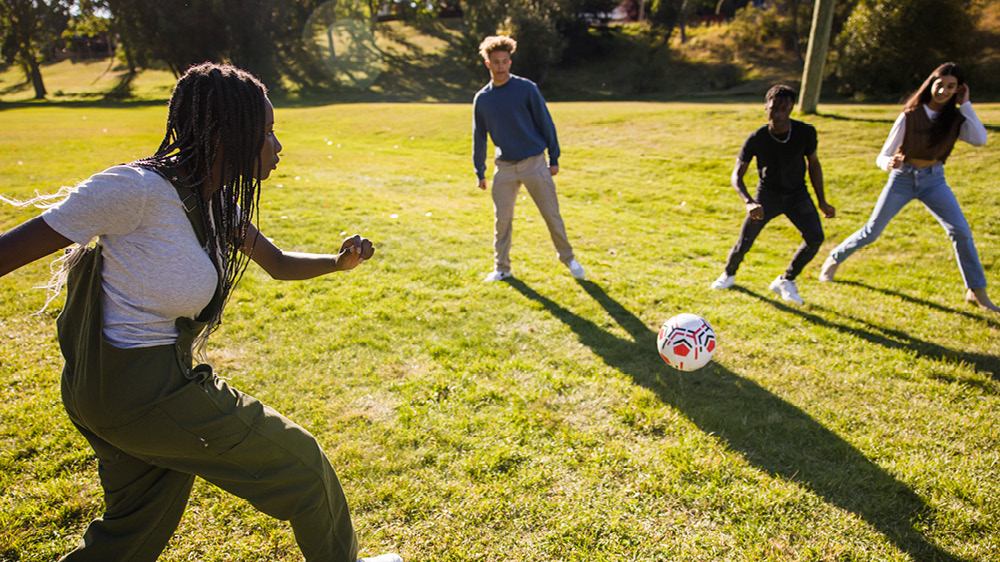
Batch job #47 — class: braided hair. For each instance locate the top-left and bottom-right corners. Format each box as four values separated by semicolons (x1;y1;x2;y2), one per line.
135;62;268;341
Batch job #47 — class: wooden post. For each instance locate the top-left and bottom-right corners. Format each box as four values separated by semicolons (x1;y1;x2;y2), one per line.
797;0;835;114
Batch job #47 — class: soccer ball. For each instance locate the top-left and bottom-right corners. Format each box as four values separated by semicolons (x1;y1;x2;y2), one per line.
657;313;716;371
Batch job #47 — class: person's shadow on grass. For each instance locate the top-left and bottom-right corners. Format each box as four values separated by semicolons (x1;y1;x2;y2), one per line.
732;285;1000;387
506;277;968;562
835;279;1000;330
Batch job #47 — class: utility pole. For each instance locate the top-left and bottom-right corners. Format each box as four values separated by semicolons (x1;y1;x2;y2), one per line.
797;0;836;114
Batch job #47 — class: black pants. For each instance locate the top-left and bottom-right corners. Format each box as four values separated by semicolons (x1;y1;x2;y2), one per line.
724;189;824;281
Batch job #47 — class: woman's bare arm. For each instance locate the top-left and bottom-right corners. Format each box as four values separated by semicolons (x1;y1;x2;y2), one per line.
239;221;373;281
0;217;73;278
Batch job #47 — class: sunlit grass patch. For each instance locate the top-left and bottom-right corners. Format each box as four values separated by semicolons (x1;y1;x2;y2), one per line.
2;101;999;561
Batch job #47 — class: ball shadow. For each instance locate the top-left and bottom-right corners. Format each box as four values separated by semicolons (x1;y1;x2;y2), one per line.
506;277;967;562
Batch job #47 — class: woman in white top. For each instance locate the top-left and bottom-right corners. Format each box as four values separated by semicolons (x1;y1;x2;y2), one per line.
0;63;399;562
819;62;998;312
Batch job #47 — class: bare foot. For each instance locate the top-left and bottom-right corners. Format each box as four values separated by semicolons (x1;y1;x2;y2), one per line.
966;287;1000;312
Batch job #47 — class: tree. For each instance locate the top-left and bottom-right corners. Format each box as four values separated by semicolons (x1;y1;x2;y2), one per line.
74;0;380;93
646;0;683;32
77;0;156;74
299;0;384;89
0;0;71;99
61;10;114;60
79;0;285;86
797;0;834;114
459;0;617;85
832;0;976;98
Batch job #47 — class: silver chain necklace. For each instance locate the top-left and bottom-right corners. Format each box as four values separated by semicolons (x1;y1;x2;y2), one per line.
768;122;792;144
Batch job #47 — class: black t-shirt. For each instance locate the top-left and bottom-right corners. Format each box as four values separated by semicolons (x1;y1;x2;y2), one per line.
738;119;817;193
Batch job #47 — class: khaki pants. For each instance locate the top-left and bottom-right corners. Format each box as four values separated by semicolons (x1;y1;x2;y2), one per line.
491;153;574;273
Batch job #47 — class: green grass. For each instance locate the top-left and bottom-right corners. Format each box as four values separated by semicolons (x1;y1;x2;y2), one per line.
2;100;1000;561
0;57;177;103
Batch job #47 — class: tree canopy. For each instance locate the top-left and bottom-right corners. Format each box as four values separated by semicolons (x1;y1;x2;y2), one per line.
832;0;977;98
1;0;987;100
0;0;71;98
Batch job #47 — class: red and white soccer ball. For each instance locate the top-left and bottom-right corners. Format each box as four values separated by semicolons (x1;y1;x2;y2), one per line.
657;313;717;371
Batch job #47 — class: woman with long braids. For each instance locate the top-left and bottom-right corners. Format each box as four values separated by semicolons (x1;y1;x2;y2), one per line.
819;62;998;312
0;63;400;562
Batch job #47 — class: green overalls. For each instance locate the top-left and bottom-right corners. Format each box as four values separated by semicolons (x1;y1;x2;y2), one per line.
55;181;358;561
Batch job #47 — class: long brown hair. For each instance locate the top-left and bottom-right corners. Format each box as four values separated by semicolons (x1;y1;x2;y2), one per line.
902;62;966;145
135;62;269;340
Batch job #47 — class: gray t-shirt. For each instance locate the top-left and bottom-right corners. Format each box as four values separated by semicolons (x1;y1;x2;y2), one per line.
43;165;218;348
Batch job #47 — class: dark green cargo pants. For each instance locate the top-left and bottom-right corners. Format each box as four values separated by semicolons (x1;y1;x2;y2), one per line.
55;247;358;561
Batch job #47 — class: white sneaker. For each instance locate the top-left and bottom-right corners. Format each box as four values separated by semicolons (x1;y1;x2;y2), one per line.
359;555;403;562
483;270;512;282
819;256;838;282
710;272;735;290
567;259;586;279
770;276;804;305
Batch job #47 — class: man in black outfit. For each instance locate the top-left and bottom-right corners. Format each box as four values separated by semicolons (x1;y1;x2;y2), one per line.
710;84;835;304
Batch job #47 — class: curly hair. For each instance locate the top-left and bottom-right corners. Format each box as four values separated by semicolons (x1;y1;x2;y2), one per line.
134;62;269;343
765;84;796;106
478;35;517;61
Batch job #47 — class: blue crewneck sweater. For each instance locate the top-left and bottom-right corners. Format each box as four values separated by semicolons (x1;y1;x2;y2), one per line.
472;74;560;180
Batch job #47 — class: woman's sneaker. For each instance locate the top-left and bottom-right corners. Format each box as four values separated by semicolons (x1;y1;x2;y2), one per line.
819;257;838;282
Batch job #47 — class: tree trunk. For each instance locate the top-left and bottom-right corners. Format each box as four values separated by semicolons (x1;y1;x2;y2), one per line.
27;57;46;99
124;45;137;74
791;0;802;63
797;0;835;114
679;0;690;43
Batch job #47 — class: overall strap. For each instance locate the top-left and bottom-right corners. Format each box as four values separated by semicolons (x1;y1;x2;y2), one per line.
169;178;224;319
170;179;210;248
56;243;104;378
158;174;225;368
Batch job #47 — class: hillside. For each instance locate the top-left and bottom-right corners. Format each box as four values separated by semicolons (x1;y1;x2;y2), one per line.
2;2;1000;104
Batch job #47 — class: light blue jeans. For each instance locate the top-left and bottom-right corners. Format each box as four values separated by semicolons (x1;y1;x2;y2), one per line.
829;162;987;289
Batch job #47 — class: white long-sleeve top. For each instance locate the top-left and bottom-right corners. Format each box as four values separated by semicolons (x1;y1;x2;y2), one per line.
876;101;988;171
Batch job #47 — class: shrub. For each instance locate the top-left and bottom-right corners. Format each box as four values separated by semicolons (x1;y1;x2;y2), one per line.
832;0;976;98
503;10;567;84
727;4;797;58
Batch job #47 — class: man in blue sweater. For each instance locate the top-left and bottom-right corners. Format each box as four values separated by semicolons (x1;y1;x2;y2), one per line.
473;35;585;282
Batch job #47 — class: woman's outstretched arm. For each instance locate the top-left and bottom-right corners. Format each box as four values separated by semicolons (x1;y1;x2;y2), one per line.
0;217;72;278
239;221;374;281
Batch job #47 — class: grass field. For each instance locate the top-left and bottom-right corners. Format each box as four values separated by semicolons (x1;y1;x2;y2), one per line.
0;58;177;103
2;97;999;561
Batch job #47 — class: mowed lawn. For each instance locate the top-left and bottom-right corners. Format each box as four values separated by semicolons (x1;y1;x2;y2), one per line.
1;99;999;561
